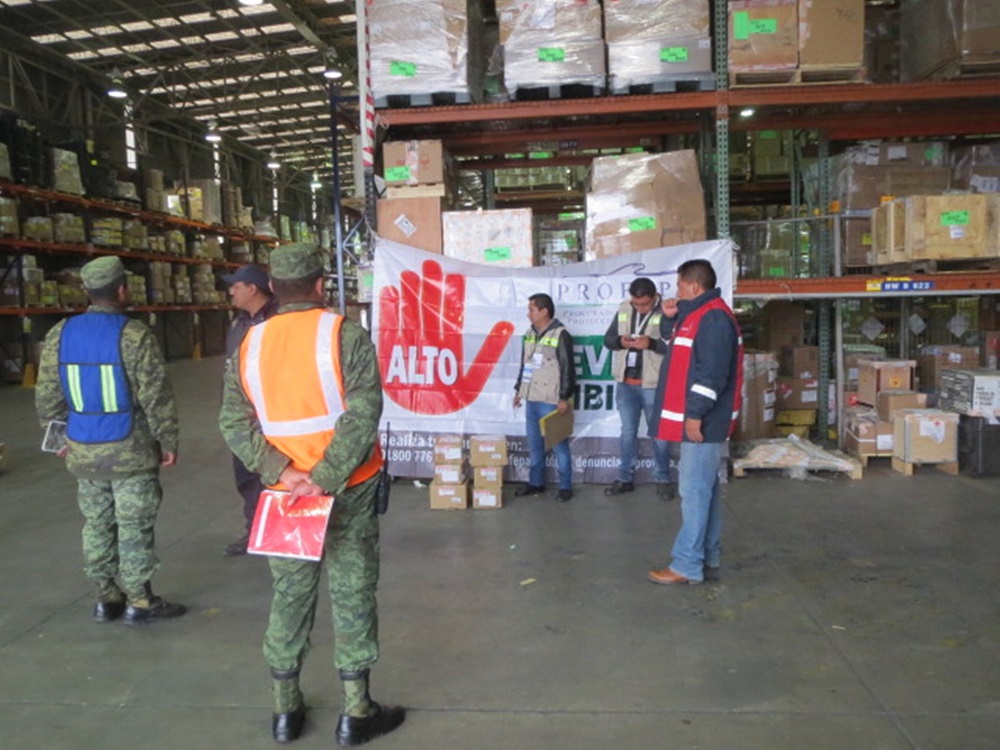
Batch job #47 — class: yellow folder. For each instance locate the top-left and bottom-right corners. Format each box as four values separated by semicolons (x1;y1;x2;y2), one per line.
540;408;574;451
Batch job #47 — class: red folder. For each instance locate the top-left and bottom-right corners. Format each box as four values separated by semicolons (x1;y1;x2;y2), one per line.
247;490;335;561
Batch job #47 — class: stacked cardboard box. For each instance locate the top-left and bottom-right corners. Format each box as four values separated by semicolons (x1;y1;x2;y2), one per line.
469;435;507;510
377;140;451;254
917;345;981;392
893;409;959;467
429;434;469;510
442;208;534;267
369;0;482;104
734;351;778;441
899;0;1000;82
843;406;893;458
604;0;711;91
775;345;819;436
728;0;798;75
50;148;84;196
857;358;915;407
499;0;605;95
585;150;705;260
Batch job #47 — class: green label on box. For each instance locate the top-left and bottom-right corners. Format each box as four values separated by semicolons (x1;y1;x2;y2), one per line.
538;47;565;63
734;11;751;40
661;46;689;63
759;130;779;140
558;212;585;221
751;18;777;34
484;247;512;262
505;153;526;160
390;61;417;77
385;166;411;181
628;216;657;232
940;210;970;226
529;151;554;159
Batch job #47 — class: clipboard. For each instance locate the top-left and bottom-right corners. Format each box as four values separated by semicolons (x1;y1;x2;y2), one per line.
41;420;68;453
247;490;335;561
540;408;574;451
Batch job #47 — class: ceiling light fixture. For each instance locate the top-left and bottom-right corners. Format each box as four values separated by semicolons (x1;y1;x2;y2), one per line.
739;108;756;118
266;154;281;170
107;68;127;99
323;51;343;80
205;130;222;143
310;173;323;189
238;0;264;6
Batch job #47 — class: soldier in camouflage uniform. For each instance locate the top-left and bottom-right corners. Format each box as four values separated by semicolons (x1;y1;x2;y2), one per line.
219;244;404;746
35;256;186;626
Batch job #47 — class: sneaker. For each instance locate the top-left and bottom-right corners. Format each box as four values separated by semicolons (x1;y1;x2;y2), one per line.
603;480;634;496
514;484;545;497
556;489;573;502
123;596;187;626
656;482;677;501
224;534;250;557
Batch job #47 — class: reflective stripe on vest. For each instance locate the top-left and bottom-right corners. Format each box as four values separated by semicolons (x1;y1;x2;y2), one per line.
240;309;382;489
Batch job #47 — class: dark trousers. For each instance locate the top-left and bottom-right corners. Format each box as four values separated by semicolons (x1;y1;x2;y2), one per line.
232;453;263;533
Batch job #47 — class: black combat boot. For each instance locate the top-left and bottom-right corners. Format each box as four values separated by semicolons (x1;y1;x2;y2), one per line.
271;666;306;743
123;582;187;625
92;579;126;623
335;668;405;746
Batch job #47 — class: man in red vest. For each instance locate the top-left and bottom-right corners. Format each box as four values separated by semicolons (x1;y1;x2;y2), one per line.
647;259;743;586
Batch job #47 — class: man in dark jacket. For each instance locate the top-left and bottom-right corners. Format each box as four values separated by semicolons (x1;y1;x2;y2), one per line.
647;259;743;586
221;264;278;556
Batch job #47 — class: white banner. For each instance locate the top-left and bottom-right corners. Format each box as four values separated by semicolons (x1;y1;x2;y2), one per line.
372;236;735;479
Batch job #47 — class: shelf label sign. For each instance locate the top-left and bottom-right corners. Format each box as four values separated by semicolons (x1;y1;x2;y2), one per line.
389;61;417;77
661;47;689;63
628;216;657;232
866;277;936;293
538;48;566;63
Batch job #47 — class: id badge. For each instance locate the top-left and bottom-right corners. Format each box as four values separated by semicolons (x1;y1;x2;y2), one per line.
522;362;535;383
531;352;545;366
626;350;638;368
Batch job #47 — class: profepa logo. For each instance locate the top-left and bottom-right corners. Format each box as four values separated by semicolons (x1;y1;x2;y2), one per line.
378;259;515;414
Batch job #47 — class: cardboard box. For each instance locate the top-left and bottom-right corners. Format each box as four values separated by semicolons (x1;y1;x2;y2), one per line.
442;208;534;267
780;345;819;379
472;465;504;488
905;194;995;261
759;300;805;351
603;0;711;44
728;0;798;71
798;0;864;68
876;390;928;422
893;409;959;464
432;462;466;485
429;481;470;510
607;36;714;88
376;197;444;253
776;377;819;410
733;350;777;441
433;434;464;464
835;163;952;212
498;0;603;45
843;407;894;456
917;346;981;391
843;215;873;267
857;358;915;406
900;0;1000;82
503;38;607;94
776;409;816;426
382;140;448;186
469;435;508;467
472;487;503;510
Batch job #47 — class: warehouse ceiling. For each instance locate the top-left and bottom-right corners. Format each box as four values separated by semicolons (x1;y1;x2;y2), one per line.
0;0;360;184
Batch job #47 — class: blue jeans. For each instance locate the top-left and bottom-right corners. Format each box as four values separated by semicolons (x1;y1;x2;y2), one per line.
615;382;671;483
669;441;727;581
525;400;572;490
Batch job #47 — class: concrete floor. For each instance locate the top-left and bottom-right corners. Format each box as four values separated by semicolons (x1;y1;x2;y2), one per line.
1;356;998;750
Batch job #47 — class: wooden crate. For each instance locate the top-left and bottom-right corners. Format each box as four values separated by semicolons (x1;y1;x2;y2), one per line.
904;194;993;261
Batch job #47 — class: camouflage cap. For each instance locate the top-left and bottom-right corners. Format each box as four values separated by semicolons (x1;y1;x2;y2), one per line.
269;244;323;281
81;256;126;290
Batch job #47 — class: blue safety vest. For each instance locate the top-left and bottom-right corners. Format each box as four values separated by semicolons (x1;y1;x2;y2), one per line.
58;313;133;443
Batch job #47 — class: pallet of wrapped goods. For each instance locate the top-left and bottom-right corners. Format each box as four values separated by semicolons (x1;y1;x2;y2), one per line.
442;208;534;267
728;0;798;86
797;0;866;83
370;0;483;107
900;0;1000;82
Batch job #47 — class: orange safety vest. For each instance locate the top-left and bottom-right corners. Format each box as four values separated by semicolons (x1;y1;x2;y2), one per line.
239;308;382;490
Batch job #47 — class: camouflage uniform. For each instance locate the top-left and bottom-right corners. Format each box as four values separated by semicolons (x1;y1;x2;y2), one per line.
219;301;383;675
35;301;178;603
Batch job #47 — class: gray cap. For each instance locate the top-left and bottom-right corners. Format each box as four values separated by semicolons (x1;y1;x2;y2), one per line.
269;244;323;281
221;264;271;292
81;256;125;290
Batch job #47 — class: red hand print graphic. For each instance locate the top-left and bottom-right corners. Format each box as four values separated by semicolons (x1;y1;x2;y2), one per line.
378;259;515;414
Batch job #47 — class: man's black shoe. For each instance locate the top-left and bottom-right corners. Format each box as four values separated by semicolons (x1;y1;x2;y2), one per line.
704;566;721;583
93;599;125;623
224;534;250;557
273;705;306;743
123;596;187;626
556;489;573;502
514;484;545;497
656;482;677;501
604;480;634;496
335;703;405;746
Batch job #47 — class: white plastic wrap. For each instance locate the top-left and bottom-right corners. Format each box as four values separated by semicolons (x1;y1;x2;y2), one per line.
503;39;606;93
603;0;710;44
900;0;1000;81
497;0;603;46
607;36;713;88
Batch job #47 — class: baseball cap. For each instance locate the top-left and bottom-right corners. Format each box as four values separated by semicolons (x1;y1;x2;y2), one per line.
221;264;271;292
268;244;324;281
81;256;125;290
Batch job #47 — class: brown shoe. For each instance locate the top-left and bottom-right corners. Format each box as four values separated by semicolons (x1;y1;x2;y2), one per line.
647;568;702;586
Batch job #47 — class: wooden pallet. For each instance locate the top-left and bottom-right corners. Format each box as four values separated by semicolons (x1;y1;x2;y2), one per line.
514;83;605;101
730;65;867;87
732;437;864;480
610;73;716;96
891;458;959;476
384;183;449;199
375;90;473;109
850;453;892;468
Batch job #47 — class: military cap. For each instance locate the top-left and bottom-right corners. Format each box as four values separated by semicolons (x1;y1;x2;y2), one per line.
81;256;126;289
269;244;324;281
